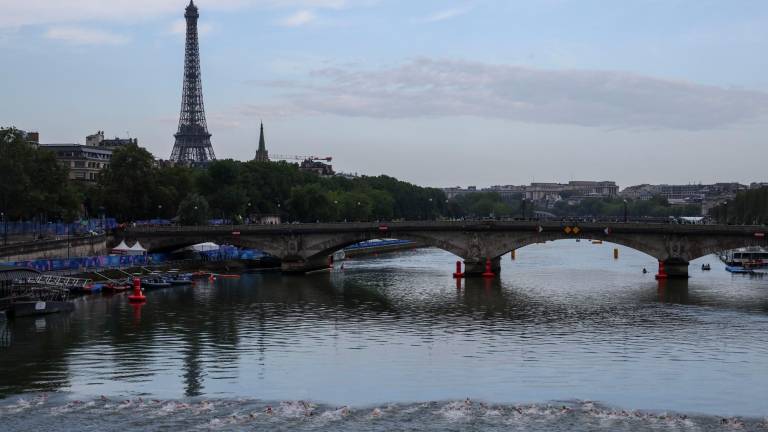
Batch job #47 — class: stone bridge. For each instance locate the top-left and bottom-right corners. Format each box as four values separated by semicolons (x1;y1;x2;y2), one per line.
117;221;767;277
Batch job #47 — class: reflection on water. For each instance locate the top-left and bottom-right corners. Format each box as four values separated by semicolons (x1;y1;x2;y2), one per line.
1;241;767;424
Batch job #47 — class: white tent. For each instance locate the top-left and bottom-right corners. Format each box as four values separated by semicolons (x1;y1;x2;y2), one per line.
127;241;147;256
111;240;131;255
189;242;219;252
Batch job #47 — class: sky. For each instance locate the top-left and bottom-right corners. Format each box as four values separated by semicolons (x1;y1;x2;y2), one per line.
2;0;768;189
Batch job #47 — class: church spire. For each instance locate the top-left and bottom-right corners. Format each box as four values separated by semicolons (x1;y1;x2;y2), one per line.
255;122;269;162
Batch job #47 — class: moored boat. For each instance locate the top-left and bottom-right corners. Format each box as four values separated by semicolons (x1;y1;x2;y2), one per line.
141;278;172;290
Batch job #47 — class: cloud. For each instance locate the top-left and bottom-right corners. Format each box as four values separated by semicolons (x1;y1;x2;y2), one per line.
278;9;316;27
0;0;367;29
45;26;129;45
422;6;473;23
248;58;768;130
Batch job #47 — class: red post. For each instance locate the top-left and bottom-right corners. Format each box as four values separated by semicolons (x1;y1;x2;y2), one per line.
482;258;495;278
655;260;668;280
128;277;146;303
452;260;464;279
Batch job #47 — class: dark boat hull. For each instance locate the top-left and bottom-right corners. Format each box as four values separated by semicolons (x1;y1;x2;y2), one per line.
11;301;74;317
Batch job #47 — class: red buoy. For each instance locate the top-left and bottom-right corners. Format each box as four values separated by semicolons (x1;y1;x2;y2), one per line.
482;258;495;278
452;260;464;279
128;277;146;303
655;260;668;280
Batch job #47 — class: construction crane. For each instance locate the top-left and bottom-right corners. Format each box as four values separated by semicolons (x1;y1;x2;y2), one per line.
271;154;333;162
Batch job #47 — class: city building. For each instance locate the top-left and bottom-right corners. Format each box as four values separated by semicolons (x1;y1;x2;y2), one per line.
86;131;138;149
442;186;478;200
442;181;617;207
254;123;269;162
299;159;335;176
40;144;112;182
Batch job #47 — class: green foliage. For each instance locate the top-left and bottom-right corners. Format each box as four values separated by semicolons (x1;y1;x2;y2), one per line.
0;127;79;221
97;144;158;220
551;196;701;218
177;193;210;225
452;192;517;218
710;187;768;224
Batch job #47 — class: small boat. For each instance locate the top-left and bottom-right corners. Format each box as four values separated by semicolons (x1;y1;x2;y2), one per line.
103;283;131;293
591;240;603;245
725;265;750;274
190;271;213;279
168;277;193;286
216;274;241;279
81;283;103;294
701;264;711;271
141;278;172;290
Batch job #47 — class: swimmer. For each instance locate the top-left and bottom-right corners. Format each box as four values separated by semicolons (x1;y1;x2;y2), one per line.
265;405;273;415
372;408;382;417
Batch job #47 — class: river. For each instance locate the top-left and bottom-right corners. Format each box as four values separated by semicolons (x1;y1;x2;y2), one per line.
1;241;767;431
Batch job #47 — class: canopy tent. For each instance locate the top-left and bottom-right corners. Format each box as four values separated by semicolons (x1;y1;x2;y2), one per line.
111;240;131;255
126;241;147;256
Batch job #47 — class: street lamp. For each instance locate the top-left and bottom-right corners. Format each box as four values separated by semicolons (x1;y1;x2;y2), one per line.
157;204;163;223
623;199;628;223
0;211;6;246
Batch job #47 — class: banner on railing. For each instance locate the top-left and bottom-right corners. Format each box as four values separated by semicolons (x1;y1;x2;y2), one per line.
0;218;118;236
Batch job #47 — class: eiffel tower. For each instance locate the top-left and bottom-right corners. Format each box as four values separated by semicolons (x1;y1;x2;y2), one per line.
170;0;215;163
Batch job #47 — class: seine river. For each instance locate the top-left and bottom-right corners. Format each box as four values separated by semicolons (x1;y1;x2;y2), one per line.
1;241;768;431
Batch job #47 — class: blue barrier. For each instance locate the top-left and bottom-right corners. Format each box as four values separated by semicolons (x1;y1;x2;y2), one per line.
1;247;266;272
0;218;118;236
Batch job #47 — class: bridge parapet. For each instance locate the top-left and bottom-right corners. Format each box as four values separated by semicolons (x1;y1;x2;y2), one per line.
120;222;767;276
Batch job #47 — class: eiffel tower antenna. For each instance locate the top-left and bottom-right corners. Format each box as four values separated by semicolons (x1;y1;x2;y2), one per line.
170;0;215;164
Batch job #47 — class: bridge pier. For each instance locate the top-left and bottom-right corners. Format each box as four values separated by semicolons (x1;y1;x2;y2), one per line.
463;257;501;277
660;258;690;279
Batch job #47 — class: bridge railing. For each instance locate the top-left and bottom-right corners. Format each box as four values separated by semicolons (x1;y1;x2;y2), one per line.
122;220;767;236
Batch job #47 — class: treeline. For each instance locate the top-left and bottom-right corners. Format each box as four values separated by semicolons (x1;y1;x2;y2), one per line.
0;127;711;225
709;187;768;224
0;128;448;223
551;196;701;218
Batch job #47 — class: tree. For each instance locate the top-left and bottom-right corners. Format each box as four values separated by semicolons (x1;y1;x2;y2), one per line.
0;127;79;221
97;144;157;221
177;193;209;225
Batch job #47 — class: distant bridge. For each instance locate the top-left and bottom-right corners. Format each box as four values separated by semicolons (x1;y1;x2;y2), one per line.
119;221;767;277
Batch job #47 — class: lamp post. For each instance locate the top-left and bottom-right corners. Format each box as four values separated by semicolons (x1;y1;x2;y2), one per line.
623;199;628;223
157;204;163;223
193;205;198;226
521;199;527;220
1;211;6;246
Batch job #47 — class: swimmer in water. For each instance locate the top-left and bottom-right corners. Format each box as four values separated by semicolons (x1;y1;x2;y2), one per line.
265;406;273;415
642;267;647;274
371;408;382;417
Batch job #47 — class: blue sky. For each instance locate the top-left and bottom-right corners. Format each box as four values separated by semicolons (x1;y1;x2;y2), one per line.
2;0;767;187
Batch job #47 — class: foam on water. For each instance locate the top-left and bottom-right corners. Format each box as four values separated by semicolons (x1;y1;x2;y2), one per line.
1;394;766;432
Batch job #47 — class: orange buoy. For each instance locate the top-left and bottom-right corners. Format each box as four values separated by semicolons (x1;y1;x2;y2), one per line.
482;258;495;278
128;277;146;303
452;261;464;278
655;260;668;280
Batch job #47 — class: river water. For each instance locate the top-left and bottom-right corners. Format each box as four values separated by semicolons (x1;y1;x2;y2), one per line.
1;241;767;431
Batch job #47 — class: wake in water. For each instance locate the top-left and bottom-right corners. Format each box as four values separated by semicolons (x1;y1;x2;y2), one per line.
1;394;766;431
